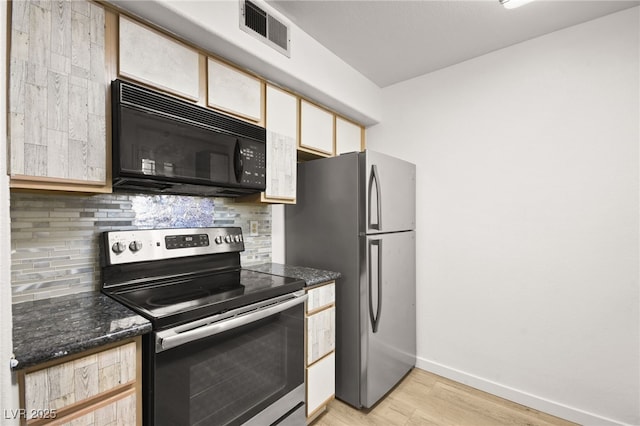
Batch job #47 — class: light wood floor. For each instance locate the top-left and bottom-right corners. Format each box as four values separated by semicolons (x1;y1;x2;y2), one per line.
312;368;578;426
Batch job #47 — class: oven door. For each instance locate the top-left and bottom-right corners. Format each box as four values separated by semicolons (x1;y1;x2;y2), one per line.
147;291;306;426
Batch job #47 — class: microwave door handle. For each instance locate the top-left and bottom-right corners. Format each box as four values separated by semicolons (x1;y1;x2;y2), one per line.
368;165;382;230
233;139;244;183
368;239;382;333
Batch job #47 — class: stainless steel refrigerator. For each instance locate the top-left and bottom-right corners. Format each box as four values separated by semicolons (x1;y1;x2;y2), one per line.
285;150;416;409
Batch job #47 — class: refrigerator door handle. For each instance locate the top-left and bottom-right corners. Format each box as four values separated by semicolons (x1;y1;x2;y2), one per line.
368;239;382;333
368;164;382;230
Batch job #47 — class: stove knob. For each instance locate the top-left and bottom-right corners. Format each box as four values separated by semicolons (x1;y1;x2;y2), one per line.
215;236;223;244
224;235;233;243
111;242;126;254
129;241;143;252
234;235;241;243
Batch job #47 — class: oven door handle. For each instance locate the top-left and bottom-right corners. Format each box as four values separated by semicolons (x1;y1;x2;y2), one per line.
156;292;308;352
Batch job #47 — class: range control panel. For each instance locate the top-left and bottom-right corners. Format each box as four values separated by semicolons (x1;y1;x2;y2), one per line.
165;234;210;250
102;227;244;265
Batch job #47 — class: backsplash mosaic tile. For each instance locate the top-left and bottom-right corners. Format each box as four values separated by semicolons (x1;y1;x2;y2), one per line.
10;192;271;303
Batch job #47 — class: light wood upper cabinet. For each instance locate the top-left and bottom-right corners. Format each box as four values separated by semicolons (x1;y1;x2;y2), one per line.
264;85;297;201
7;0;365;195
8;0;111;192
118;15;200;101
207;58;263;124
336;116;363;155
299;99;334;157
237;84;296;204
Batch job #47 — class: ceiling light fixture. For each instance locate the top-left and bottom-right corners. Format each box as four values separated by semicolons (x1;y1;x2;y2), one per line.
499;0;535;9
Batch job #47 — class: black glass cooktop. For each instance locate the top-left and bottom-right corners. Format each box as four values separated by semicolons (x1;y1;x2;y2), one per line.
106;269;304;329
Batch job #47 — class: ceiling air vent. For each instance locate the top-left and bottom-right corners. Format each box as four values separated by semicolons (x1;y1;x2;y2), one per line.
240;0;291;57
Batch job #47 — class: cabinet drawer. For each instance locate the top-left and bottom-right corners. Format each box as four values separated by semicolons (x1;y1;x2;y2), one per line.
306;282;335;313
49;388;136;426
24;342;136;418
306;352;335;417
306;306;335;365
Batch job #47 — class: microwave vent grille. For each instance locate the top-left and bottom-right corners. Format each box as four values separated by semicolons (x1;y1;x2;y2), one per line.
118;82;265;142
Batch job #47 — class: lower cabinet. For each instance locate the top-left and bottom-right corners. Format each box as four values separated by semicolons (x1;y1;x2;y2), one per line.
17;337;141;426
49;390;136;426
305;281;336;422
306;352;335;419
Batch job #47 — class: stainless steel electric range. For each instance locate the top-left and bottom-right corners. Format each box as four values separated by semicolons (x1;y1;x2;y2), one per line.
100;227;307;426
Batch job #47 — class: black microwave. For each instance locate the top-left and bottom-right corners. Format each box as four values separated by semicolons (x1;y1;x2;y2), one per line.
111;79;266;197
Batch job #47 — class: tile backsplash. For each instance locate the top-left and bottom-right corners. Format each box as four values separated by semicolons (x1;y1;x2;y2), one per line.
10;192;271;303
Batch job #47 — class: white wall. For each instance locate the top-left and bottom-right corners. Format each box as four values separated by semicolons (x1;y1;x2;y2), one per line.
108;0;382;126
1;1;19;423
367;7;639;426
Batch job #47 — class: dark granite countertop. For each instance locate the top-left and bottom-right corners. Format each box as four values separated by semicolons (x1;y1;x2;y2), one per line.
12;292;151;370
244;263;341;287
12;264;338;370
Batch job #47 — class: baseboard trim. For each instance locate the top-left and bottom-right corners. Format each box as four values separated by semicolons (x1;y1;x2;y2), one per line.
416;357;627;426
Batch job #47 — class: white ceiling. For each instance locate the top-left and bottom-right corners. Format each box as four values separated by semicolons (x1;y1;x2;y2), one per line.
267;0;639;88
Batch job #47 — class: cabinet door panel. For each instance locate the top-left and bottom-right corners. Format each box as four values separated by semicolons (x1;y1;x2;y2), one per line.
207;58;262;122
306;352;335;417
336;117;362;155
52;389;136;426
119;16;199;100
24;342;137;418
8;0;106;184
265;85;297;200
306;306;336;364
306;282;335;313
300;100;334;156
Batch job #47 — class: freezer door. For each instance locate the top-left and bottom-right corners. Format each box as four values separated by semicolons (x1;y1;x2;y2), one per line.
365;151;416;234
361;231;416;408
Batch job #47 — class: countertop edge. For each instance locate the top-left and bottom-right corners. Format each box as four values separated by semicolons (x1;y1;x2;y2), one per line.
243;262;341;287
12;322;152;371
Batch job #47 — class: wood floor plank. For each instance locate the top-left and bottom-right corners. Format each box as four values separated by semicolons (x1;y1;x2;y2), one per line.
312;368;577;426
